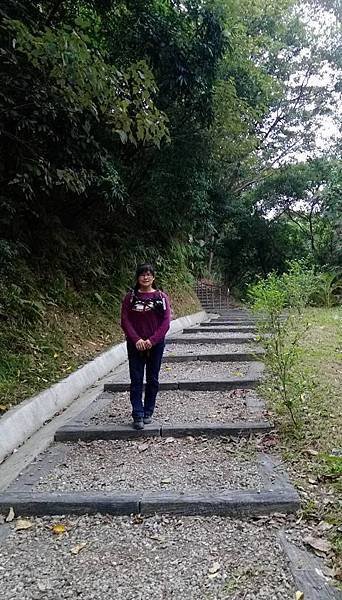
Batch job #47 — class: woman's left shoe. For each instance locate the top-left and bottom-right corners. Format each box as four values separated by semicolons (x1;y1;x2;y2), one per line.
143;416;152;424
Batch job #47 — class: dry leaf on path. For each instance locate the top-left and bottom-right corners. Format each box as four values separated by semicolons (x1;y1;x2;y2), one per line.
70;542;87;555
303;535;332;555
318;521;333;532
295;592;304;600
52;523;67;535
5;507;15;522
304;448;318;457
132;514;144;525
137;443;149;452
37;580;52;592
15;519;33;531
164;437;176;443
208;562;221;574
160;478;171;484
208;572;220;580
150;534;166;543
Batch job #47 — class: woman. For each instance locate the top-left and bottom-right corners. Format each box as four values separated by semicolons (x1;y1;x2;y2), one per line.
121;263;171;429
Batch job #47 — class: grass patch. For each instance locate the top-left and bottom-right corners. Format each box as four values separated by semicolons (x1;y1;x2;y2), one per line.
261;307;342;582
0;285;200;412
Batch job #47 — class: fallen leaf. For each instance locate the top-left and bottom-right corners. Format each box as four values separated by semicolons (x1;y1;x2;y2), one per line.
0;404;8;412
5;507;15;522
15;519;33;531
132;514;144;525
137;443;149;452
37;580;52;592
150;534;166;543
70;542;87;555
161;478;171;484
52;523;67;535
208;562;221;574
304;449;318;456
303;536;332;555
318;521;333;532
164;437;175;443
295;592;304;600
208;572;220;580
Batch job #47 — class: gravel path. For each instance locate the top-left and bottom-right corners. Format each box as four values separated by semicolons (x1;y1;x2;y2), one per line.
89;389;265;424
33;438;262;492
111;361;253;382
164;342;260;355
160;361;252;381
170;331;257;339
0;514;295;600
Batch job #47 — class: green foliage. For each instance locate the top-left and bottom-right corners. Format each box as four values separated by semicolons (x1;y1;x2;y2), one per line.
248;265;313;425
311;272;342;308
248;261;341;425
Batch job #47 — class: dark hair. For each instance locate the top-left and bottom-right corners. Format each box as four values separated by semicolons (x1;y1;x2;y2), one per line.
134;263;157;293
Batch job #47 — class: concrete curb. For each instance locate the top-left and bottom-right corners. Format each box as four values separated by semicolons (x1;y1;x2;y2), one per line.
0;310;206;464
54;421;273;442
0;489;300;517
104;377;260;392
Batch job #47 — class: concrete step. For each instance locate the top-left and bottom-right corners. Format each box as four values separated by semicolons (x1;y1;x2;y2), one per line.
166;336;257;344
183;326;256;333
104;376;260;392
202;320;257;326
54;420;273;442
0;488;300;517
163;351;264;362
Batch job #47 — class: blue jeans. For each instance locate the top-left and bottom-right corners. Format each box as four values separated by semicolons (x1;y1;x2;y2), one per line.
127;340;165;420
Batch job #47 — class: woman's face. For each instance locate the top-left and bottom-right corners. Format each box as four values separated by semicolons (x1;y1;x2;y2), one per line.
138;270;155;289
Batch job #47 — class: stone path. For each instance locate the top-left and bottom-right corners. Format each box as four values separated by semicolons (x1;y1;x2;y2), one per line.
0;308;341;599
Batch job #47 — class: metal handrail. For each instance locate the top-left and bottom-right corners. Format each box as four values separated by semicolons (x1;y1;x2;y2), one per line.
195;280;229;308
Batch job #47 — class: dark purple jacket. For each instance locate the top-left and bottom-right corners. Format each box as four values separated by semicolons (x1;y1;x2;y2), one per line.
121;290;171;346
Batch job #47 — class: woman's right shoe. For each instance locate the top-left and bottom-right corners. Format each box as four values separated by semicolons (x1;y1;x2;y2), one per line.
143;416;152;424
133;419;144;430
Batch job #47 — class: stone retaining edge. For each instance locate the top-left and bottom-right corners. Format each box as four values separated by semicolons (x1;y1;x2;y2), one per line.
0;489;300;517
278;532;342;600
0;310;206;463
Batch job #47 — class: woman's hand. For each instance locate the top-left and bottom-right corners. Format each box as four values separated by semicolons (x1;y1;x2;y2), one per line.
144;339;152;350
136;339;146;351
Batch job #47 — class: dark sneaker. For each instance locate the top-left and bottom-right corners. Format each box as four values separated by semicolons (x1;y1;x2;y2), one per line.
133;419;144;430
143;416;152;424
